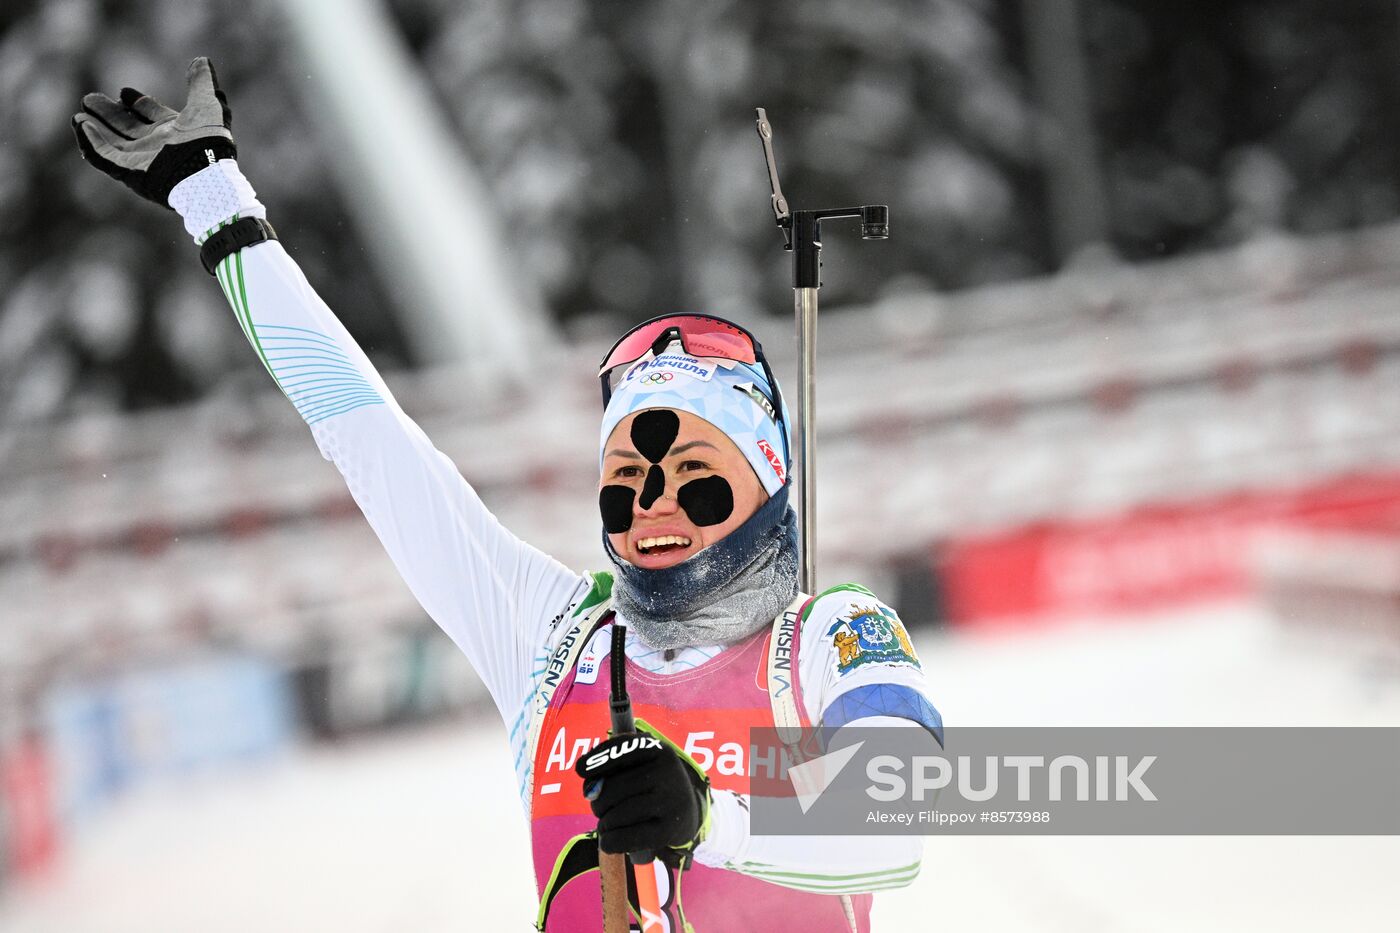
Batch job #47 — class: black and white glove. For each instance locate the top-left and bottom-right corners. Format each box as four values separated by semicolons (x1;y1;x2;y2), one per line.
576;720;711;867
72;56;235;209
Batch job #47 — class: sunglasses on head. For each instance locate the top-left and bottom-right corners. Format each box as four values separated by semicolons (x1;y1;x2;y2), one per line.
598;313;788;446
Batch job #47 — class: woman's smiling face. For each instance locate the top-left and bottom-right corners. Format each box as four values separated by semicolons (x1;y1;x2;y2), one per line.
600;408;768;570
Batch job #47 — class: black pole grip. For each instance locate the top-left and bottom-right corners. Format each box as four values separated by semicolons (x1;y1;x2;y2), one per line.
792;211;821;289
608;624;634;734
606;624;653;864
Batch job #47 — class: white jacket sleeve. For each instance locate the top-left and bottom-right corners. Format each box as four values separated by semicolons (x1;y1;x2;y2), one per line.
171;162;588;722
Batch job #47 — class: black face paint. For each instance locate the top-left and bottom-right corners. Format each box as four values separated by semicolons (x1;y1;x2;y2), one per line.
599;485;636;534
601;410;682;532
677;475;734;526
639;464;666;510
600;409;735;534
630;410;679;462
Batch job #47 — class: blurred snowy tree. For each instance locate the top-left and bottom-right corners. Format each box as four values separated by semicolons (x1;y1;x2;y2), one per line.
5;0;1400;421
394;0;1044;324
0;0;408;422
1083;0;1400;257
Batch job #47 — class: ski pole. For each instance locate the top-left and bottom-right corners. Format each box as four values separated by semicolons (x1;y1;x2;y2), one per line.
754;108;889;594
599;624;664;933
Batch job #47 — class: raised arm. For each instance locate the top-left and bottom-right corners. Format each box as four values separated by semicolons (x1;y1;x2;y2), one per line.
72;58;587;720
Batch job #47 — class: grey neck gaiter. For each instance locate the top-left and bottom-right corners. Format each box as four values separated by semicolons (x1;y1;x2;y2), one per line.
604;486;799;650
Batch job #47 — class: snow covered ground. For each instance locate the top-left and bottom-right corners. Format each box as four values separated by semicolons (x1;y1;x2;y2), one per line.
3;600;1398;932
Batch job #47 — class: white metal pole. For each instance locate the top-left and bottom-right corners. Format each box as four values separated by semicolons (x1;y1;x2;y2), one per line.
795;286;819;594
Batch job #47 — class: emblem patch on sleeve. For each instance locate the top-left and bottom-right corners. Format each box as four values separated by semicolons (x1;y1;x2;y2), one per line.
826;604;921;676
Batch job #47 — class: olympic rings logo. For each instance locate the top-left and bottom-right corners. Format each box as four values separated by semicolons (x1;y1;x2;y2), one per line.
641;372;674;385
